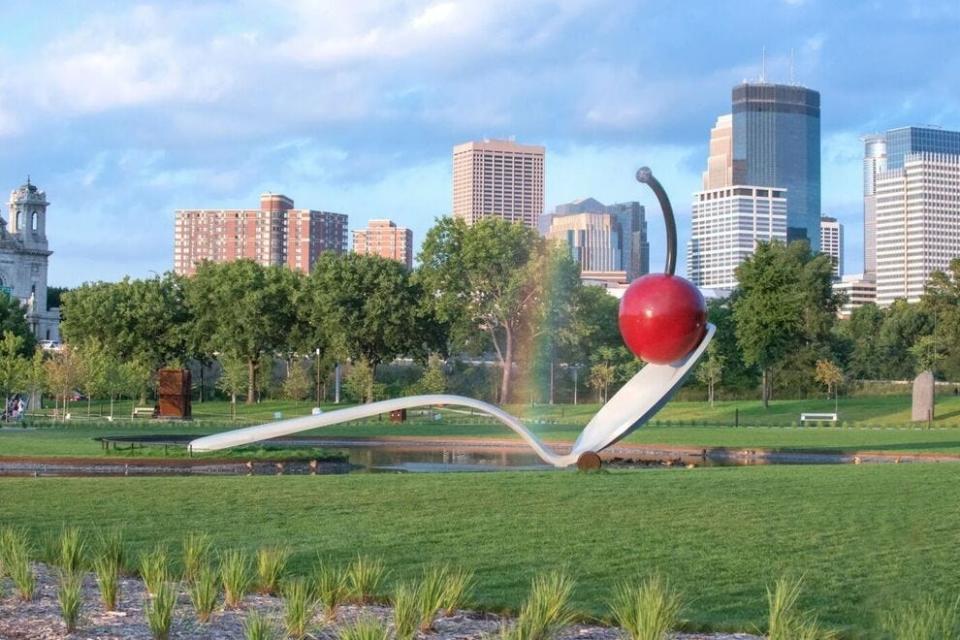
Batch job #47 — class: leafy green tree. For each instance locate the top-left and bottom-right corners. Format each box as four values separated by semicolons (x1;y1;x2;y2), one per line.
281;359;312;402
921;258;960;380
733;241;840;407
588;361;616;403
307;253;432;401
25;348;46;410
814;359;844;398
418;217;551;403
409;355;446;395
76;339;110;415
0;293;36;355
877;300;933;379
44;346;83;420
187;261;298;403
0;331;29;415
704;296;758;391
835;303;885;379
696;342;725;407
344;359;375;403
217;354;249;419
909;335;945;375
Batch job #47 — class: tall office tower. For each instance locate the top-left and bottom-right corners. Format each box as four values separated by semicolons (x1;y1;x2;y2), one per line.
732;83;821;249
687;186;787;289
703;114;733;190
352;219;414;269
820;216;843;280
862;134;887;281
452;139;545;228
549;198;648;280
875;152;960;306
174;193;347;276
863;126;960;283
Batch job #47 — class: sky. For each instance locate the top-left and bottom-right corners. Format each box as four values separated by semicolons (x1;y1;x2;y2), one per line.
0;0;958;287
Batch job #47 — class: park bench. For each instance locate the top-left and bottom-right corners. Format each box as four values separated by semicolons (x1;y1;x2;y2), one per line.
800;412;837;423
131;407;155;419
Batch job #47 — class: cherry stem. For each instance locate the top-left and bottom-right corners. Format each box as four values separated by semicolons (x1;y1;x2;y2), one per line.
635;167;677;276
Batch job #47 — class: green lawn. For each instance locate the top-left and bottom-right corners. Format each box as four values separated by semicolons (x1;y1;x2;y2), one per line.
2;465;959;637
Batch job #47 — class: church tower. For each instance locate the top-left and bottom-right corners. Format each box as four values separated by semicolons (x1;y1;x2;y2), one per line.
8;176;49;250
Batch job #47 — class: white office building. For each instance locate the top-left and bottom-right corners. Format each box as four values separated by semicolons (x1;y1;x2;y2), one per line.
875;152;960;306
833;274;877;318
687;186;788;289
820;216;843;279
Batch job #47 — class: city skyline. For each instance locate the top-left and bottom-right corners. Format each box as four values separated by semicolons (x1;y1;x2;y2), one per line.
0;1;958;286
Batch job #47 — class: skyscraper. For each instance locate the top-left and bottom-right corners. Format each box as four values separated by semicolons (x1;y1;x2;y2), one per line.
820;216;843;280
703;114;733;190
875;151;960;306
452;139;544;229
863;126;960;284
174;193;348;275
732;82;821;249
352;219;414;269
547;198;648;281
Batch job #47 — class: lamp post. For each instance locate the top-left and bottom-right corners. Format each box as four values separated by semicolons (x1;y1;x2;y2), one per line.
315;348;321;406
334;363;341;404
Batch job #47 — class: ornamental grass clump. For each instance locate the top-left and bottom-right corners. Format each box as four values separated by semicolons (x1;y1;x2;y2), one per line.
609;574;684;640
766;576;836;640
346;554;387;604
313;561;348;621
140;545;171;598
256;545;290;595
220;548;254;608
244;610;281;640
93;553;121;611
57;526;87;574
188;561;220;624
338;615;391;640
501;571;576;640
145;580;178;640
181;531;213;584
440;566;474;616
417;564;451;631
282;576;317;640
57;569;84;633
4;530;37;601
392;581;421;640
881;595;960;639
96;527;127;576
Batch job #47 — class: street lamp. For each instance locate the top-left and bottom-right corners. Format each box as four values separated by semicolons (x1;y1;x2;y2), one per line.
315;348;321;406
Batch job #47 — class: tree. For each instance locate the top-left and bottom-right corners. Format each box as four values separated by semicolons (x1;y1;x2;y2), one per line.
733;241;840;407
921;258;960;380
877;300;933;379
409;355;446;395
909;335;945;375
0;331;30;417
75;340;110;415
25;348;47;410
308;253;434;401
44;346;83;420
696;342;725;407
281;359;312;401
344;359;375;403
187;261;298;403
814;359;844;408
588;362;616;403
216;354;249;419
836;303;885;379
417;217;550;403
0;294;36;356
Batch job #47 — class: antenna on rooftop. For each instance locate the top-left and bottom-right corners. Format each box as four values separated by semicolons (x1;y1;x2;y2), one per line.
789;49;795;84
760;46;766;83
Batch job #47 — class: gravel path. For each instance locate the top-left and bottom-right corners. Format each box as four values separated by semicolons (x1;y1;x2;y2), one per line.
0;564;761;639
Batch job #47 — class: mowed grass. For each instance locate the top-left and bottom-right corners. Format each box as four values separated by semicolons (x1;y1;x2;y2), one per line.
7;394;960;457
2;465;960;637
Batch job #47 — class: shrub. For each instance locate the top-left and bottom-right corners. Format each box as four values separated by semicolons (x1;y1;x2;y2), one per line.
220;549;253;608
609;574;684;640
501;571;576;640
57;526;87;574
766;576;835;640
338;615;391;640
881;595;960;639
244;610;281;640
93;553;121;611
189;562;220;624
256;546;290;595
140;545;170;598
57;570;84;633
346;555;387;604
282;577;317;640
313;561;348;621
182;532;213;584
392;581;420;640
145;580;178;640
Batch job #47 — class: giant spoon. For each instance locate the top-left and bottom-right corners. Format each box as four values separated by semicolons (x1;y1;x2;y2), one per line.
190;168;715;469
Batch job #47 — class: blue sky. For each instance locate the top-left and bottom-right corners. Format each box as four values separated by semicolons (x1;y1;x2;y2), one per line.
0;0;958;286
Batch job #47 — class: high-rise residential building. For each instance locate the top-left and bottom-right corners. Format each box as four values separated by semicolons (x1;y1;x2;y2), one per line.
174;193;347;276
703;114;733;190
863;126;960;284
687;186;787;289
452;139;544;229
547;198;648;281
833;274;877;319
875;151;960;306
732;82;821;249
352;219;414;269
820;216;843;279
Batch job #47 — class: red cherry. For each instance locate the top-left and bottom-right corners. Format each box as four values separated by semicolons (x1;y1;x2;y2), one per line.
618;274;707;364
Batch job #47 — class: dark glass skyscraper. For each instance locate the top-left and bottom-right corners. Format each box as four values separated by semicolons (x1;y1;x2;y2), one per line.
732;83;821;249
882;126;960;170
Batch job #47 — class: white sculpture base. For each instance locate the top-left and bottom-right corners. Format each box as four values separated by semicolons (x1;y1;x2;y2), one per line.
189;324;714;468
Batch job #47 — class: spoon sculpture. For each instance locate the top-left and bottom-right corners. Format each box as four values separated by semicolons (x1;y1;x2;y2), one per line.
190;168;715;469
